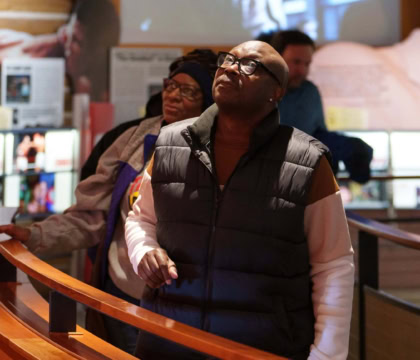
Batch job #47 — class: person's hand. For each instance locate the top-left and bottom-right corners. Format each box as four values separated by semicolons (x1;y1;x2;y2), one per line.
0;224;30;243
138;248;178;288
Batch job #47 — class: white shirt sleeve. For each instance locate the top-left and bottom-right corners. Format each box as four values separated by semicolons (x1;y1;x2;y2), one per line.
306;191;355;360
125;169;160;275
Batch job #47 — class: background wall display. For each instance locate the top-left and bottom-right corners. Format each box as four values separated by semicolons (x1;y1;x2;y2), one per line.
1;127;78;218
309;29;420;131
120;0;400;46
1;58;65;128
0;0;120;103
337;131;420;210
110;47;182;125
0;0;73;35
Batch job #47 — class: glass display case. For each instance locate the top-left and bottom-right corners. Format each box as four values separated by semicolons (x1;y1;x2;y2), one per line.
337;130;390;209
0;127;79;220
390;131;420;209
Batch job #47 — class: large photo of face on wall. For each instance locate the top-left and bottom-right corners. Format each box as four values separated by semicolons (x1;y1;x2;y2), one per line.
62;0;120;101
0;0;120;103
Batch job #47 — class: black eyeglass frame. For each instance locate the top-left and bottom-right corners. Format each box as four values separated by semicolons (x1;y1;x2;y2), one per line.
162;78;202;101
217;51;282;86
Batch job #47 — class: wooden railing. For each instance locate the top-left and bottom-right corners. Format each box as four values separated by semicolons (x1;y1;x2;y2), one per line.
0;239;287;360
346;210;420;360
4;210;420;359
337;174;420;182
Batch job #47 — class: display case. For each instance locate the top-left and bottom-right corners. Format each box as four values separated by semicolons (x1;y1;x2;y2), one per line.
390;131;420;209
0;127;79;221
338;130;390;209
337;130;420;210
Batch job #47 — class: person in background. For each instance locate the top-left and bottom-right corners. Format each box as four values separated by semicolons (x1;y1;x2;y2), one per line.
270;29;373;183
125;40;354;359
80;49;217;181
0;49;217;355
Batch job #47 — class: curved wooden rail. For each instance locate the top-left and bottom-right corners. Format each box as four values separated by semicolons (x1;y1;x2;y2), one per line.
0;239;286;360
346;210;420;250
346;210;420;360
337;174;420;182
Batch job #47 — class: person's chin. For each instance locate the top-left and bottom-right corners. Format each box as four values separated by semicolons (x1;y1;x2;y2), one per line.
163;112;182;124
163;106;180;121
288;78;305;89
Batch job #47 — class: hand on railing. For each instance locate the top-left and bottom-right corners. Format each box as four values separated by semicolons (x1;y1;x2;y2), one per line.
0;224;30;244
138;248;178;288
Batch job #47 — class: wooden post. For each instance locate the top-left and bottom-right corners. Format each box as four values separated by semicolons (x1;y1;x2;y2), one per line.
0;253;16;282
358;230;379;360
49;291;76;333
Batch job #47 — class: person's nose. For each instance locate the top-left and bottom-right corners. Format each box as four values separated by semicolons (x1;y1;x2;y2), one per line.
166;86;182;101
224;61;240;75
297;64;309;77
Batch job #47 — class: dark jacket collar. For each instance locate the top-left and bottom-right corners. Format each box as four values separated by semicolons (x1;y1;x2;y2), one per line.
187;103;281;155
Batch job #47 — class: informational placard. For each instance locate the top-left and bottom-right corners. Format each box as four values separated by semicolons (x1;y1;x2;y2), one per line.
1;58;65;128
110;47;182;126
44;130;78;172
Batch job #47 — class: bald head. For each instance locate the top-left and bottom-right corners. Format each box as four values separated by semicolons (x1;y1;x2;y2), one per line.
230;41;289;89
213;40;289;121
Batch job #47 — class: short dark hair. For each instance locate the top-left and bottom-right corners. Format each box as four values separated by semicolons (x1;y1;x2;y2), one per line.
255;30;276;44
270;30;315;55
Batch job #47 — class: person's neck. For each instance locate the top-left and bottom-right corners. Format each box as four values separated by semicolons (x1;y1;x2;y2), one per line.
216;105;273;141
216;112;258;142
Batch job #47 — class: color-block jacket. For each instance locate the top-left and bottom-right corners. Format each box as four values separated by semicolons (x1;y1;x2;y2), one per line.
26;115;162;299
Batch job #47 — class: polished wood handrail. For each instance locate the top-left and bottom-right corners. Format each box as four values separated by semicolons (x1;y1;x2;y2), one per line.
337;174;420;181
0;240;286;360
346;210;420;250
0;282;137;360
346;210;420;360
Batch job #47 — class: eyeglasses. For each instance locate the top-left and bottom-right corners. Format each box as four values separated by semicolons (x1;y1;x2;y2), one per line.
217;51;281;86
162;78;202;101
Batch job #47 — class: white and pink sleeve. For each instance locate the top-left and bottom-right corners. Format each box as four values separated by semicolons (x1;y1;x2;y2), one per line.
305;157;355;360
125;168;160;275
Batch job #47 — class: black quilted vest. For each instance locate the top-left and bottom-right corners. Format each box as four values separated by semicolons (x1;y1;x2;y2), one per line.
141;105;331;359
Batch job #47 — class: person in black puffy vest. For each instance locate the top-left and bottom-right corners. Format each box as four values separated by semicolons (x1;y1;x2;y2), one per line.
126;41;355;360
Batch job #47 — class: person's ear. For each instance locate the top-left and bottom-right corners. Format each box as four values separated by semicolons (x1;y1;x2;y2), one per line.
274;86;286;102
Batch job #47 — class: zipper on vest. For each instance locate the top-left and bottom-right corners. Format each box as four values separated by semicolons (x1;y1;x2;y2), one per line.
201;182;221;331
200;151;248;331
190;145;222;331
